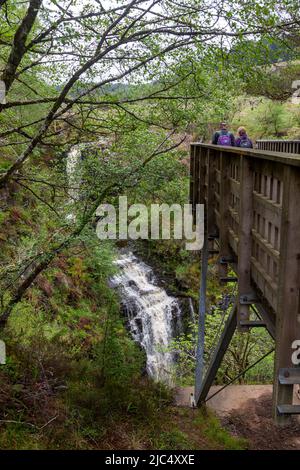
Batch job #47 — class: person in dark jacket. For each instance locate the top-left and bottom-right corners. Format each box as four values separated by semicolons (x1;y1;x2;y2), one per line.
212;122;235;146
235;126;253;148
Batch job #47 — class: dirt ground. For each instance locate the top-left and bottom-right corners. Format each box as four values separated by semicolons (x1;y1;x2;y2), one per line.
175;385;300;450
222;393;300;450
221;394;300;450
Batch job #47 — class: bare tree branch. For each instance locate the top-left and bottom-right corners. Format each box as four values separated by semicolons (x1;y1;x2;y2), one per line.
1;0;43;94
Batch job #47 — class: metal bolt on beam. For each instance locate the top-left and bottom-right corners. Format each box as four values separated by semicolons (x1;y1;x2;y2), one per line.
239;293;259;305
219;256;235;265
220;277;238;283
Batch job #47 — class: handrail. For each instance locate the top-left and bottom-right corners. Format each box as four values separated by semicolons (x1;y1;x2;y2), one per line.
256;139;300;154
190;142;300;166
257;139;300;142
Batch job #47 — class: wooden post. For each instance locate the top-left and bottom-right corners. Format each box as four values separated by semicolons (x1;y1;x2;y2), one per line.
189;144;195;206
197;146;203;208
237;155;254;328
273;165;300;424
198;146;206;206
192;145;199;215
195;233;208;399
195;146;208;399
218;151;232;278
207;149;217;241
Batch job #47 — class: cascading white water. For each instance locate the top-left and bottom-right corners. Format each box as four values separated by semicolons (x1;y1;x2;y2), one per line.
66;145;82;221
66;140;109;209
188;297;196;323
66;145;81;196
111;252;182;384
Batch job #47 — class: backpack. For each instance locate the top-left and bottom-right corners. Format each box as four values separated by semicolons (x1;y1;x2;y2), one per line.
239;135;252;148
217;132;231;146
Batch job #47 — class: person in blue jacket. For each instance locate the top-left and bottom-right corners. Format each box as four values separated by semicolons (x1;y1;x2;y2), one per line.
212;122;235;146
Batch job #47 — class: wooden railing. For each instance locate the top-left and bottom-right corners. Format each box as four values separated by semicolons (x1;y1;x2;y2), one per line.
190;143;300;421
256;140;300;154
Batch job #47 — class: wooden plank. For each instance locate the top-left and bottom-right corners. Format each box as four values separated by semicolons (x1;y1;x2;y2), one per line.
251;229;280;262
191;145;197;219
228;228;239;256
193;146;200;208
255;302;276;339
253;193;281;222
239;320;266;327
207;149;217;238
191;145;201;224
189;144;195;206
252;160;285;183
250;276;277;313
218;151;232;277
273;165;300;424
237;156;254;328
250;257;278;310
196;303;237;405
277;405;300;415
229;178;240;195
214;209;220;229
196;146;202;206
251;258;278;289
228;207;239;225
278;368;300;385
195;235;209;401
199;146;207;205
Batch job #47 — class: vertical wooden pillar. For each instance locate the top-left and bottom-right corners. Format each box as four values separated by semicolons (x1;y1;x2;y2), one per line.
195;146;208;399
197;146;203;207
207;149;217;240
273;165;300;424
191;145;201;224
237;155;254;328
218;151;232;278
192;146;199;216
199;146;206;206
195;232;208;399
189;144;195;207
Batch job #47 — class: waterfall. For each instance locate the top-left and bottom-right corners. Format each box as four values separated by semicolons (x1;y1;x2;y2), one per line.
111;252;182;384
66;145;81;200
65;140;109;209
66;145;81;220
188;297;196;323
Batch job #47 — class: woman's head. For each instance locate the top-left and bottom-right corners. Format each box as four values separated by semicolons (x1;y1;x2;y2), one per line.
237;126;246;136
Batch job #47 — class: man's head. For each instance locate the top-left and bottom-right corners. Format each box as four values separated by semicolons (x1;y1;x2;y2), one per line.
220;122;228;131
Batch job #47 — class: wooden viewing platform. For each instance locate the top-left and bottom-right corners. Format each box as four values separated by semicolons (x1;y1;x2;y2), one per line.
190;142;300;424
